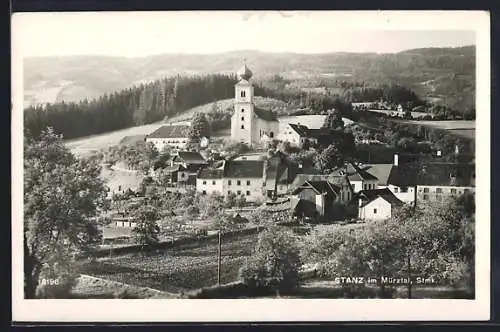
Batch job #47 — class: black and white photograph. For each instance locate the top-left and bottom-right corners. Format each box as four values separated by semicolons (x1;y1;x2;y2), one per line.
12;10;490;322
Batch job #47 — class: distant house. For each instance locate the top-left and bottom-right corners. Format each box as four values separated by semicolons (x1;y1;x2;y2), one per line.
357;188;404;221
290;174;353;204
278;123;346;147
264;153;300;198
196;159;265;202
291;180;349;219
145;125;190;151
151;151;207;186
331;162;378;193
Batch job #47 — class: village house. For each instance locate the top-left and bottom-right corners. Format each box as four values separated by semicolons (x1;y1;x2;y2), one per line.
196;159;266;202
406;161;475;202
356;188;404;221
264;153;300;199
153;151;208;185
145;124;190;152
290;177;353;220
230;63;280;146
331;162;379;193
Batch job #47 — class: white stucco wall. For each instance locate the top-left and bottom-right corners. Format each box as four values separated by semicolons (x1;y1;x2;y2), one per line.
225;177;264;202
146;137;188;152
416;185;475;202
359;197;393;221
196;178;224;195
278;124;302;145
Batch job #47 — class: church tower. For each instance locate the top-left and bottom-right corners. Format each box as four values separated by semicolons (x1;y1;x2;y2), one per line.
231;62;255;145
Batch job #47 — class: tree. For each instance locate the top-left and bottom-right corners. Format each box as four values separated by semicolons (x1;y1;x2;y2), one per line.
131;204;161;248
322;108;344;130
314;144;343;173
189;112;211;143
24;128;109;298
239;227;302;294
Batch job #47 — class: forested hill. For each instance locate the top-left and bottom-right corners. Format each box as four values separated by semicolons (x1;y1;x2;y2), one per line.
24;46;475;111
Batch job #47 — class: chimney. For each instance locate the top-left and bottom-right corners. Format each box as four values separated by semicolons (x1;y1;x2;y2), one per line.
393;154;399;166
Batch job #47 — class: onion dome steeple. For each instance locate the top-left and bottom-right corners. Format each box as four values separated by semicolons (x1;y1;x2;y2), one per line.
237;60;253;81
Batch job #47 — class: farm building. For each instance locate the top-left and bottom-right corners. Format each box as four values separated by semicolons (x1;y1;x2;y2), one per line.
196;159;266;202
357;188;404;221
145;124;190;152
264;152;300;199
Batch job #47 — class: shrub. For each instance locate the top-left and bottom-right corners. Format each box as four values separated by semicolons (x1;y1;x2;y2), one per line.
238;227;302;293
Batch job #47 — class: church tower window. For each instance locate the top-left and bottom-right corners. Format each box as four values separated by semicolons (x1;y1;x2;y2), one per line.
241;109;244;113
241;125;245;129
241;117;244;121
241;91;246;98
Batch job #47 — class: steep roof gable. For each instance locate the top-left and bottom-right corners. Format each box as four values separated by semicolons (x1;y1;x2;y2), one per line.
147;125;190;139
254;107;278;122
224;160;265;178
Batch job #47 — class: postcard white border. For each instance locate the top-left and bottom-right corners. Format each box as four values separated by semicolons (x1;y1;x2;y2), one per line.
12;10;491;322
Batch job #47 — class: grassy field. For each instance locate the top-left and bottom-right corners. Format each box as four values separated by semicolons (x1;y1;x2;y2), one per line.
396;120;476;140
78;233;259;293
66;97;286;157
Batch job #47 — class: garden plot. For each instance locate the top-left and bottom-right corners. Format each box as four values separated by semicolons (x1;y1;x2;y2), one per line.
78;233;259;293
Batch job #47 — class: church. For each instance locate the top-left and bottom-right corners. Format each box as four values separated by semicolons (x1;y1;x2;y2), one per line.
230;63;279;147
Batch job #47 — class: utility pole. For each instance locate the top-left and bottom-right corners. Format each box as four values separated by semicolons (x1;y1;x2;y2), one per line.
217;229;222;285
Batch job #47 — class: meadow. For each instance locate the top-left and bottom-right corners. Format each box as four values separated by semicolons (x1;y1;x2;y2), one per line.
66;97;286;157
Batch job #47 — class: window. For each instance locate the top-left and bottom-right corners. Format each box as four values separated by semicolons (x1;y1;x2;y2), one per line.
436;195;442;201
237;180;241;185
202;181;207;185
246;191;250;196
247;180;251;185
394;187;399;193
401;186;408;193
228;190;231;194
241;91;246;98
436;188;442;193
212;180;216;185
228;180;232;186
241;117;245;121
373;208;377;214
423;187;429;193
237;190;241;195
241;125;245;129
202;190;207;195
423;194;429;200
451;188;457;194
241;108;245;113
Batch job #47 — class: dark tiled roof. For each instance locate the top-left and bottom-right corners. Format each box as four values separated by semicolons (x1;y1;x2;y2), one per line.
357;188;403;207
265;155;299;189
331;163;378;182
290;174;350;191
387;162;475;187
198;168;224;179
176;151;207;164
147;125;190;139
224;160;265;178
362;164;395;185
292;180;338;196
288;123;310;137
254;107;278;122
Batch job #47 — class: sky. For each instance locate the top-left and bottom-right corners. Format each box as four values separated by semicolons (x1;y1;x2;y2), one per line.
12;11;478;58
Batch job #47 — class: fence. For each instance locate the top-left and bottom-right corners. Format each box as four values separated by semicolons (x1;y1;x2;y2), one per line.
89;226;265;258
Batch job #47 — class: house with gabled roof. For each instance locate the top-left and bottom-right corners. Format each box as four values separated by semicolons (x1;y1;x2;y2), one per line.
196;159;266;202
145;124;190;151
356;188;404;221
264;153;300;199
